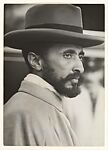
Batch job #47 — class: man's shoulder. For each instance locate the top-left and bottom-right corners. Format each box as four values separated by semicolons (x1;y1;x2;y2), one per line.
4;91;50;119
4;91;52;143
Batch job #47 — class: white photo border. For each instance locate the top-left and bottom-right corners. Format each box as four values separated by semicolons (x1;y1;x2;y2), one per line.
0;0;108;150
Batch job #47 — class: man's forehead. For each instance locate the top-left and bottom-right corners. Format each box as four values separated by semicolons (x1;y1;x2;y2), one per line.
48;43;83;52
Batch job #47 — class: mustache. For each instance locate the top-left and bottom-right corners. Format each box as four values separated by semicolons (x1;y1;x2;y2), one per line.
64;71;81;81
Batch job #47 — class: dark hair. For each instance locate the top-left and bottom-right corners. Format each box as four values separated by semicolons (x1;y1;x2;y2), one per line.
22;42;54;72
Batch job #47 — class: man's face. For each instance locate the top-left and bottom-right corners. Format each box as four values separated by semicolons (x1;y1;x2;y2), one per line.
42;43;84;98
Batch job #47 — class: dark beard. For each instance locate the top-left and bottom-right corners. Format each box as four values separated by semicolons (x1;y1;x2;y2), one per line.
42;66;81;98
50;79;81;98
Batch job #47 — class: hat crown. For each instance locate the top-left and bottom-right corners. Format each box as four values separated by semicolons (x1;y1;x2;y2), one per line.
25;4;83;33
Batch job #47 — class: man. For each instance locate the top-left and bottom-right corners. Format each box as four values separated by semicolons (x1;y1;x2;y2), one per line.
4;4;104;146
83;59;105;146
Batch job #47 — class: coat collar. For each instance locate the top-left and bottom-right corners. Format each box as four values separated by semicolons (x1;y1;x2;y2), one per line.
18;79;63;112
24;74;58;94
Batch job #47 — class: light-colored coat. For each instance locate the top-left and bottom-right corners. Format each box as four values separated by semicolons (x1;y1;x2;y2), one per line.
4;80;79;146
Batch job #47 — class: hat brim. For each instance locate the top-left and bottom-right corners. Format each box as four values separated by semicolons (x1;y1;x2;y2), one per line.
4;28;104;50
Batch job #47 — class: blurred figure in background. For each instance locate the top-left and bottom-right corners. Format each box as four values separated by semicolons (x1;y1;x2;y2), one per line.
84;58;104;114
63;85;93;146
83;58;105;146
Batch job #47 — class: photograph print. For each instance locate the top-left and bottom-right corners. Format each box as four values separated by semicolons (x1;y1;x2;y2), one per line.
4;4;105;146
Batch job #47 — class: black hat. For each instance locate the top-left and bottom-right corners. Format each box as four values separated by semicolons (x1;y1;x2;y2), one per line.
4;4;104;50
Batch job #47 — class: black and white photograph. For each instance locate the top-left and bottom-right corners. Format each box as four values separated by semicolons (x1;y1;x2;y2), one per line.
2;2;107;148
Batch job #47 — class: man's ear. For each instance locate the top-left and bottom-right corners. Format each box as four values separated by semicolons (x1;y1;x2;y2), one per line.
27;52;43;71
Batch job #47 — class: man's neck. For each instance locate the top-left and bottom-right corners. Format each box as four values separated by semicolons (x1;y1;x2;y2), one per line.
27;72;64;100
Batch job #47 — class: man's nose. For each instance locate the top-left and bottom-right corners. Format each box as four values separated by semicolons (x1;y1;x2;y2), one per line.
72;58;84;74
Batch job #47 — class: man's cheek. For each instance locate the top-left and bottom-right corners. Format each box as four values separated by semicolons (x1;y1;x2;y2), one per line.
44;60;70;80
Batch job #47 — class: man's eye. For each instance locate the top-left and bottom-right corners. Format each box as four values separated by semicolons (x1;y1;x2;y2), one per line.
79;55;84;61
63;53;73;59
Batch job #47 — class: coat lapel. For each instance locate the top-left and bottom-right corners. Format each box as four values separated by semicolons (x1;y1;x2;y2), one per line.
18;80;63;112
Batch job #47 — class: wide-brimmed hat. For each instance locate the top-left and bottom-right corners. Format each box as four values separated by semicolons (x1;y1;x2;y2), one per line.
4;4;104;50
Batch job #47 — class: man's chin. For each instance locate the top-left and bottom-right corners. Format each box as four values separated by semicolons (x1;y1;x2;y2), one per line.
65;92;80;98
55;85;81;98
63;89;81;98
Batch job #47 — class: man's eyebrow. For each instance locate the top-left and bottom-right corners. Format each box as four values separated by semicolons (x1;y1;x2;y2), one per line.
63;49;77;54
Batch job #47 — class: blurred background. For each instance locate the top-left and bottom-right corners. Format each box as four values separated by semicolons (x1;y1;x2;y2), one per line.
4;4;105;146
